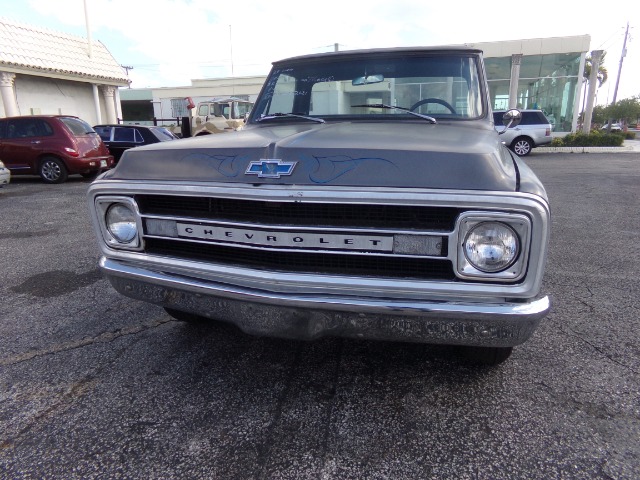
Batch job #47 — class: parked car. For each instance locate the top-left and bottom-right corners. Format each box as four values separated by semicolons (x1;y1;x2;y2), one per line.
493;110;552;156
0;159;10;187
88;47;551;365
0;115;114;183
93;124;179;162
601;123;623;132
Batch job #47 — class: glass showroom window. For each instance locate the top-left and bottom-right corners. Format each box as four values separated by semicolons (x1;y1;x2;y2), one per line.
485;53;582;132
518;53;582;132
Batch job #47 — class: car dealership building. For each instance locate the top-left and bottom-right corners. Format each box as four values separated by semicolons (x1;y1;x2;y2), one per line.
121;34;591;134
476;35;590;133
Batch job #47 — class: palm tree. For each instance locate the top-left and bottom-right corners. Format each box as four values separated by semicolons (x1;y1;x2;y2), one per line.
581;53;609;115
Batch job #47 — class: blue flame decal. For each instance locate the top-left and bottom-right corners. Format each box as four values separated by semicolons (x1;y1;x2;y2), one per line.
181;153;240;178
309;155;397;183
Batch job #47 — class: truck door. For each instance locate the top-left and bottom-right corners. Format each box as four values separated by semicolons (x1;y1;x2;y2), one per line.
194;103;211;128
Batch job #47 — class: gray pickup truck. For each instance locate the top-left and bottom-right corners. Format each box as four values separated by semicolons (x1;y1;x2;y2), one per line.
88;47;550;365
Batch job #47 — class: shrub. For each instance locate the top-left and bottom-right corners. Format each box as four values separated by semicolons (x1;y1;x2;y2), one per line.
553;131;624;147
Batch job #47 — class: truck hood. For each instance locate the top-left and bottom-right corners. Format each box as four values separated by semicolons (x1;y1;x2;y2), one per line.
107;121;519;191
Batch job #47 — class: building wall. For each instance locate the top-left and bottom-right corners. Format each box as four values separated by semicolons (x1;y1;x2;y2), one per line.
120;76;267;126
154;76;265;126
8;75;111;125
470;36;591;58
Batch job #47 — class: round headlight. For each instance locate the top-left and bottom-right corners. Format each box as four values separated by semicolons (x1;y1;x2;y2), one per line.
463;222;519;273
106;203;138;243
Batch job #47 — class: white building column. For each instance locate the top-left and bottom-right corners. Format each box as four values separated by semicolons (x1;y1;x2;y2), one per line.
92;84;102;124
572;52;588;132
114;87;123;123
583;50;603;134
100;85;118;124
508;54;523;109
0;72;19;117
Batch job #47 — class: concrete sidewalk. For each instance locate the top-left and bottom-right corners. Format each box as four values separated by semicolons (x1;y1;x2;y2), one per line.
536;138;640;154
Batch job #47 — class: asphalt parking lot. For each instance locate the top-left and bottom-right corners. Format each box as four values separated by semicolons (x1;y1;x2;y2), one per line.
1;151;639;479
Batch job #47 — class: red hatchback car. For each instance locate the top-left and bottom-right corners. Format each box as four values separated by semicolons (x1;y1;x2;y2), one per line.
0;115;114;183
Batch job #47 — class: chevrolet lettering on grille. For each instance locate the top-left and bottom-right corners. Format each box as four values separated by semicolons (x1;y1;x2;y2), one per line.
176;223;393;252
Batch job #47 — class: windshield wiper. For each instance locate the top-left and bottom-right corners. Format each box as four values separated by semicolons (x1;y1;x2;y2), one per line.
351;103;437;124
256;112;325;124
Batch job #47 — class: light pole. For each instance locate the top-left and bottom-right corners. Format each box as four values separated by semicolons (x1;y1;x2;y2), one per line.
606;22;630;132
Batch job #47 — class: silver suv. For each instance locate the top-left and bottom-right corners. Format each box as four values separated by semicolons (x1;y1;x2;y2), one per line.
494;109;552;156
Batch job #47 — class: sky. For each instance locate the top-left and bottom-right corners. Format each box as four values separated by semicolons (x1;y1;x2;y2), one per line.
1;0;639;104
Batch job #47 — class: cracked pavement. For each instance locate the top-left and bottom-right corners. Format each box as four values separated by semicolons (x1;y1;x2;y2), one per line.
0;154;639;479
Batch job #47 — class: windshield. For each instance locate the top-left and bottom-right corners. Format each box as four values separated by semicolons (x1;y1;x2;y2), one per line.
251;52;484;122
60;117;96;135
150;127;178;141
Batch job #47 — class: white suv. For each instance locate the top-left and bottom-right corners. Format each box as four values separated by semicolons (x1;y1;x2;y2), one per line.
494;110;552;156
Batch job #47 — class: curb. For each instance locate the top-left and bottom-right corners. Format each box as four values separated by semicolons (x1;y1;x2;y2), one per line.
536;146;635;154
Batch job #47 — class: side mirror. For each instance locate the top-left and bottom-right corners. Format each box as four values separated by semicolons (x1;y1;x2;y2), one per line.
498;109;522;134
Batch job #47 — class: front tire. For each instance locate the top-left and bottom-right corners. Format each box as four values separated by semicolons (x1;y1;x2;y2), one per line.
456;346;513;366
81;171;100;179
164;307;209;324
510;137;533;156
39;156;68;184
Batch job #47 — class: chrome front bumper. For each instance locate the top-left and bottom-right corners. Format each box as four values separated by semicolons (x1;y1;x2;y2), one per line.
101;257;550;347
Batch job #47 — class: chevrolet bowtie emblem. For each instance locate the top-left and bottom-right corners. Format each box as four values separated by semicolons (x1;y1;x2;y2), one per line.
245;159;297;178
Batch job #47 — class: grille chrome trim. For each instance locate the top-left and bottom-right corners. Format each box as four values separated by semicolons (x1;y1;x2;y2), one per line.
143;237;456;281
135;193;461;231
142;217;448;258
136;193;456;280
88;181;550;299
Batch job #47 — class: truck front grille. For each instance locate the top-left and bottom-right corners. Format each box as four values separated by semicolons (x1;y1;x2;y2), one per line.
135;194;460;230
135;194;458;281
144;238;456;280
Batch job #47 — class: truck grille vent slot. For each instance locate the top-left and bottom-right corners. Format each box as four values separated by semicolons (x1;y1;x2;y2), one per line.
144;238;456;281
135;195;460;230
